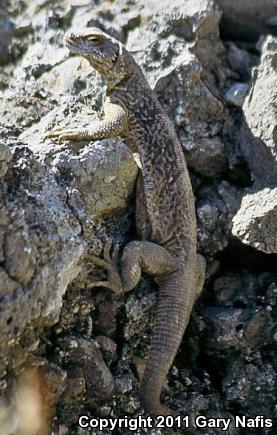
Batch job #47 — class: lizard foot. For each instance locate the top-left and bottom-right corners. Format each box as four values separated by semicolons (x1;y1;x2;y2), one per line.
87;241;123;294
43;128;86;143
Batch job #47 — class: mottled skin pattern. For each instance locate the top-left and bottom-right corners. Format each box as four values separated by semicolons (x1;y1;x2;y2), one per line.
45;28;205;420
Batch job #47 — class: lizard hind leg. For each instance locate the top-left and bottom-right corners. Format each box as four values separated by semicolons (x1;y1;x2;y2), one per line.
88;240;181;415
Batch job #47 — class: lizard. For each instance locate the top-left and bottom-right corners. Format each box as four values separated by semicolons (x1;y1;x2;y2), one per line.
45;27;206;418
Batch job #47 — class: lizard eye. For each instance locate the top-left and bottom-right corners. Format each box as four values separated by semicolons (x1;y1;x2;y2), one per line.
86;35;100;42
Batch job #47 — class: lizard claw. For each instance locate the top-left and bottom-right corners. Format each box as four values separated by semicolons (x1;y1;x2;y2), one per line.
87;241;123;294
104;240;120;263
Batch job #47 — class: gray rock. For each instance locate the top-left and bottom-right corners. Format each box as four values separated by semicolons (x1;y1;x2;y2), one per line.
181;135;227;178
203;306;250;351
232;187;277;253
0;146;85;377
57;337;115;402
0;14;31;66
223;360;277;417
124;285;157;342
0;104;136;382
95;336;117;367
226;42;258;78
197;181;241;255
202;272;276;350
0;142;12;177
225;83;249;107
198;272;276;425
93;294;124;338
232;37;277;254
243;36;277;166
216;0;277;40
0;86;54;133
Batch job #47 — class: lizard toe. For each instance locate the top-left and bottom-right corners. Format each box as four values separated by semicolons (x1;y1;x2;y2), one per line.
87;242;123;293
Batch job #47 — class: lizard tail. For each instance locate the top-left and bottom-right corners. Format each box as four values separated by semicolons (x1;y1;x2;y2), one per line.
140;269;196;416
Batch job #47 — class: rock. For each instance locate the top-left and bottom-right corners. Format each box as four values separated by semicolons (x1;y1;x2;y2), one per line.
124;285;157;343
204;305;272;352
53;139;137;222
0;14;31;66
0;86;54;133
57;337;115;401
232;37;277;254
223;360;277;418
197;181;241;255
0;13;137;380
0;132;136;381
181;135;227;178
93;294;124;338
202;272;275;352
216;0;277;40
0;268;18;294
115;374;133;394
225;83;249;107
225;42;258;79
56;286;95;337
157;57;227;178
197;272;276;426
232;187;277;254
243;37;277;167
95;336;117;367
203;306;251;351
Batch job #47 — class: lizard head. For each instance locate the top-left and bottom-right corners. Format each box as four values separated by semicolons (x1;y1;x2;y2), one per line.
64;28;135;85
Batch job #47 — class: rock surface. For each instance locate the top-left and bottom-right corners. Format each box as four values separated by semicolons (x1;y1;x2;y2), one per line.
0;1;276;434
243;36;277;170
232;188;277;254
217;0;277;40
225;82;249;107
232;36;277;254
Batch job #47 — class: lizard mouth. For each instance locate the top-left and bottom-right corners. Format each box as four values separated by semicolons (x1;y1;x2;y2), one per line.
64;38;82;54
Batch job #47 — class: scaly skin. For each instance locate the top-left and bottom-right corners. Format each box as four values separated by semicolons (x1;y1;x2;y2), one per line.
45;28;205;421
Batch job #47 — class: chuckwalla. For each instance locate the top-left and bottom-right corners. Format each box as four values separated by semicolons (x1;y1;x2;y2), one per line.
46;28;205;417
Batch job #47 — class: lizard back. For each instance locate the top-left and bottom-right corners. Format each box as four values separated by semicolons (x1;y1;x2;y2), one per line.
110;76;197;255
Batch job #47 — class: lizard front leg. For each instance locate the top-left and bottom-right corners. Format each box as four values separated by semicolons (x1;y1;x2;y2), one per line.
44;102;128;143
